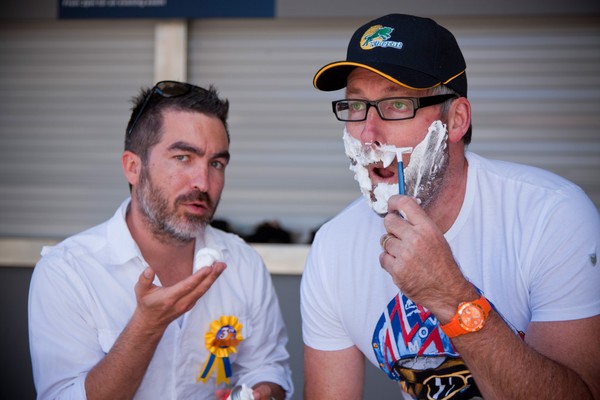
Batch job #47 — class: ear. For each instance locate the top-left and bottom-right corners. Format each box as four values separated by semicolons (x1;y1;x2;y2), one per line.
122;150;142;187
447;97;471;144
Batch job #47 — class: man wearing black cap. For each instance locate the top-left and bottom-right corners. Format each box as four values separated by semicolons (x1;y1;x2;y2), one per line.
300;14;600;399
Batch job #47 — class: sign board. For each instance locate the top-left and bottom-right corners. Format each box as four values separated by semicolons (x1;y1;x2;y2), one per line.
58;0;275;19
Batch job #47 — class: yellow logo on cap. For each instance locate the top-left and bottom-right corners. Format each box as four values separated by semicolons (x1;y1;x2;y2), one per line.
360;25;403;51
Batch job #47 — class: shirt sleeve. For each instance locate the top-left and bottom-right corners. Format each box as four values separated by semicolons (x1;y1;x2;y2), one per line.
28;250;99;399
527;187;600;322
232;249;294;399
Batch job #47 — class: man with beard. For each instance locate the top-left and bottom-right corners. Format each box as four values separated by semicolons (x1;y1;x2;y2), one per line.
300;14;600;400
29;81;293;400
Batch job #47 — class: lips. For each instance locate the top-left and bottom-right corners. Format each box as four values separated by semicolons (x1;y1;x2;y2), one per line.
184;201;208;213
177;190;213;214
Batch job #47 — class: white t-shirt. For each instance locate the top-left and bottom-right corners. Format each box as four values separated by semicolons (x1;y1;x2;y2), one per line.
29;199;293;399
301;152;600;399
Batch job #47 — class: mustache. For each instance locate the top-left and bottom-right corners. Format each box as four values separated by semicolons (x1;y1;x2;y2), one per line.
176;190;213;209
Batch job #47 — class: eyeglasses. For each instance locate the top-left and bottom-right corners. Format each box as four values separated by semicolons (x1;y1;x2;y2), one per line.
127;80;193;136
331;94;458;122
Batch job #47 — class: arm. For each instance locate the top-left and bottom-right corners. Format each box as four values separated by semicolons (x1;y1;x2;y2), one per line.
304;345;365;400
85;263;226;400
222;249;292;398
380;195;600;399
452;310;600;398
300;234;366;400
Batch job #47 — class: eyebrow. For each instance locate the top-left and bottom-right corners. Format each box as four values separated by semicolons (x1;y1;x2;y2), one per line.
168;141;231;161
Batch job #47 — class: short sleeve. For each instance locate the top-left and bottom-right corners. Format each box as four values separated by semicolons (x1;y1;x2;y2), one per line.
300;229;356;351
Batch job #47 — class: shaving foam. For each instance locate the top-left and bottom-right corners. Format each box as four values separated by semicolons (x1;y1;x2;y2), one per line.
227;384;254;400
342;120;448;214
343;130;400;214
193;247;223;273
404;120;448;201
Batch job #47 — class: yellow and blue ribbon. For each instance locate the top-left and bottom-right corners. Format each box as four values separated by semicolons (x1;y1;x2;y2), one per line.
197;315;244;385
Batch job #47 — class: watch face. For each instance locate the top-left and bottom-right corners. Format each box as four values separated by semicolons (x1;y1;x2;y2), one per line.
458;303;486;332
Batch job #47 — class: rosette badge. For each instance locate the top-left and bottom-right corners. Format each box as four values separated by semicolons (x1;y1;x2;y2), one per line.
198;315;244;385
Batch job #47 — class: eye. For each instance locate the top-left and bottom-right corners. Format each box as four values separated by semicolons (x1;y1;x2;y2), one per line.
174;154;190;162
211;159;227;170
390;100;409;111
380;99;413;119
349;101;366;112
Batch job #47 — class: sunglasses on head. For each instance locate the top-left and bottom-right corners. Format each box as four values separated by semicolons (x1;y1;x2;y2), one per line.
126;80;193;137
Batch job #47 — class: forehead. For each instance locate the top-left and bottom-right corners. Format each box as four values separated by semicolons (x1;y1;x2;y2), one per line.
346;68;419;97
159;109;227;143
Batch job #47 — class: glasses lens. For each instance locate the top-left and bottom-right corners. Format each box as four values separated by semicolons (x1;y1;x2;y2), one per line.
378;98;415;120
155;81;191;98
335;100;368;121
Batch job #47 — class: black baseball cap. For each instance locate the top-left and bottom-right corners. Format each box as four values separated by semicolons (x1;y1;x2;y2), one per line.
313;14;467;97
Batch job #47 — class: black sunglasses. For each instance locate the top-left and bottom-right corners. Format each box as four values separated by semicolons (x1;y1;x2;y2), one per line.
126;80;193;137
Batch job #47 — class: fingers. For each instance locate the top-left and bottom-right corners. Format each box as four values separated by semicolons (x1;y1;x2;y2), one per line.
379;247;397;276
252;387;269;400
215;388;230;400
386;195;424;223
134;262;227;329
135;267;156;298
140;266;155;284
252;382;283;400
167;262;227;310
380;233;394;253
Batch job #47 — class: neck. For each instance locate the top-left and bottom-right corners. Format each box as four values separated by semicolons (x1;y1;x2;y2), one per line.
125;201;198;286
425;155;468;233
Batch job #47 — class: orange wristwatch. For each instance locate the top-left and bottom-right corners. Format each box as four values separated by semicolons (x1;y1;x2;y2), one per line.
440;295;492;338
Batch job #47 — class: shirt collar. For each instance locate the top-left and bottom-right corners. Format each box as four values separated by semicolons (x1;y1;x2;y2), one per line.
106;198;229;266
105;198;141;266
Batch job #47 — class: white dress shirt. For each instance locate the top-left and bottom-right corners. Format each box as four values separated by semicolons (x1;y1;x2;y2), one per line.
29;199;293;399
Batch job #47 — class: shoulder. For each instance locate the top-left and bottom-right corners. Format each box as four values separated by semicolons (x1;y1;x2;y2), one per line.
468;152;583;194
467;152;596;215
35;201;137;279
31;221;116;299
37;221;111;268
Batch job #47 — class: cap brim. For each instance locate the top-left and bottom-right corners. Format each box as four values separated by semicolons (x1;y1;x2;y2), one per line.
313;61;443;92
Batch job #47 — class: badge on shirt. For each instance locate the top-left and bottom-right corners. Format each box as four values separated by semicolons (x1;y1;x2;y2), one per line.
197;315;244;385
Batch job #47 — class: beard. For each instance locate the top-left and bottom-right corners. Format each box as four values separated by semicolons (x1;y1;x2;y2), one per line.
343;120;450;215
135;166;218;244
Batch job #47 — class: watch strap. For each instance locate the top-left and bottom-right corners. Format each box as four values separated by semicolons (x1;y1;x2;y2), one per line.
440;295;491;338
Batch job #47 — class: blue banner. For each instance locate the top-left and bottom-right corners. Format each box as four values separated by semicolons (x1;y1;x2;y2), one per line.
58;0;275;19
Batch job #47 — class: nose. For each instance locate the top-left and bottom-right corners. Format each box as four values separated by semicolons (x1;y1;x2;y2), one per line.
190;164;210;193
358;105;385;146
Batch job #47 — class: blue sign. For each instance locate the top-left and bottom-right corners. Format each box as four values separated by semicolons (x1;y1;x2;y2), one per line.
58;0;275;19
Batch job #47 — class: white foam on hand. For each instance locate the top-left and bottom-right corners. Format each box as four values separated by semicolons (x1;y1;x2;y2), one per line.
193;247;223;273
227;384;254;400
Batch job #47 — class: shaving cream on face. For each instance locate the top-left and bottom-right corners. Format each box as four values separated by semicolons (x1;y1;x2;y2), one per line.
342;130;399;214
403;121;449;206
194;247;223;273
342;120;448;214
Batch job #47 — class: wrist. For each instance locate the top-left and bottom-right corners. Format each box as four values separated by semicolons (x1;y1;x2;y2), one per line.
129;309;169;340
434;285;481;325
440;294;492;338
